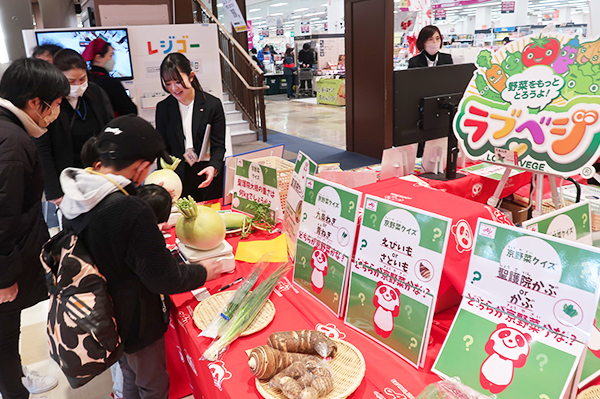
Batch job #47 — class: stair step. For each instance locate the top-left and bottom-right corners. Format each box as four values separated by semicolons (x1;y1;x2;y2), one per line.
227;119;250;133
231;129;257;144
225;110;243;122
222;92;230;102
223;101;236;112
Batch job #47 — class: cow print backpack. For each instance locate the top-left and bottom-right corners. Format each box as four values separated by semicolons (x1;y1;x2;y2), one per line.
40;192;125;388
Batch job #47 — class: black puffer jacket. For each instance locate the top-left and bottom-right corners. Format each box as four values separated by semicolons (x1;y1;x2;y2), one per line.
0;106;49;313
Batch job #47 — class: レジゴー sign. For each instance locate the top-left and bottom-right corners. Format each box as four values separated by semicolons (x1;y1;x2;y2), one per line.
455;33;600;178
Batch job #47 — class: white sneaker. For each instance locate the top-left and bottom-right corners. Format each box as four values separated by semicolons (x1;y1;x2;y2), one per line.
22;366;58;394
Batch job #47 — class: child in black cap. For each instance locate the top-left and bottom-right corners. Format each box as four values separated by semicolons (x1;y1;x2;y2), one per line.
60;115;223;397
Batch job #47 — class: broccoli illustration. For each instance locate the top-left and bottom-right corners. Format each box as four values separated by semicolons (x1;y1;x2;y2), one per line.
563;304;579;318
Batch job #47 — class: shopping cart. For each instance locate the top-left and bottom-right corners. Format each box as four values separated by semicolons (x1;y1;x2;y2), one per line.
297;68;314;97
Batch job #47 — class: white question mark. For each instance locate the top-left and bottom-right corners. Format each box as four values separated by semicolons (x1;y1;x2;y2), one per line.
348;200;355;212
536;353;548;371
463;335;474;351
301;256;306;267
404;304;413;319
432;227;442;242
539;395;550;399
409;337;418;349
358;293;366;306
333;292;339;302
370;213;377;224
583;213;588;229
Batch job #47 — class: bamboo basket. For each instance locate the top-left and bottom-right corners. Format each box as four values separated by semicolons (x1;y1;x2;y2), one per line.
193;291;275;336
255;339;366;399
248;156;295;211
577;386;600;399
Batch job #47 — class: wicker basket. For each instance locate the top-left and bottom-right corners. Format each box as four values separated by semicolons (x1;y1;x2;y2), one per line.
248;156;295;211
193;291;275;336
255;339;366;399
577;386;600;399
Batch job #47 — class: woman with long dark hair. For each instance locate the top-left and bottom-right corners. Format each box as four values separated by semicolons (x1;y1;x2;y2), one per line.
34;48;114;206
155;52;226;201
0;57;69;399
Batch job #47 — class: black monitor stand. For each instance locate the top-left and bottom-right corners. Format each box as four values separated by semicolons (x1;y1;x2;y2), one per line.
419;94;466;181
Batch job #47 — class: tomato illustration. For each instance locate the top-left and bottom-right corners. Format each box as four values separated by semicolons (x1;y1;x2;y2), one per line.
522;36;561;67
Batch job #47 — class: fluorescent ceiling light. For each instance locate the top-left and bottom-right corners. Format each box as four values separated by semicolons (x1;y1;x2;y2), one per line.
249;8;261;12
270;12;283;15
217;3;223;7
270;3;288;7
252;16;264;19
321;3;328;6
310;17;321;20
291;15;302;19
293;8;309;12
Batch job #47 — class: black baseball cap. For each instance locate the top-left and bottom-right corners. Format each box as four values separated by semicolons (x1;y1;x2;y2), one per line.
97;115;172;164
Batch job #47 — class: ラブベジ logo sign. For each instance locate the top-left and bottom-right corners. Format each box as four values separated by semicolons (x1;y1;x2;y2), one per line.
455;33;600;178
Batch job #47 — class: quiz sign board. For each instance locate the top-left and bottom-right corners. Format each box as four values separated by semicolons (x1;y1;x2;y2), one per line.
293;176;361;317
344;195;451;368
455;33;600;179
523;201;593;245
232;159;282;220
433;220;600;398
283;152;318;260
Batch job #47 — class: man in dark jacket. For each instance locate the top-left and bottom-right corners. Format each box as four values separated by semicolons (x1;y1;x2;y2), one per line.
59;115;223;398
0;57;69;399
298;42;317;68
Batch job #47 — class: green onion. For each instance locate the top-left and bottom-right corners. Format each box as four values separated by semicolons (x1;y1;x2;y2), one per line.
202;261;292;361
199;253;274;338
175;196;198;219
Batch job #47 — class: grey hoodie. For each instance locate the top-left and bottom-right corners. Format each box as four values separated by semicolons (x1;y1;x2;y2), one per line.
59;167;132;220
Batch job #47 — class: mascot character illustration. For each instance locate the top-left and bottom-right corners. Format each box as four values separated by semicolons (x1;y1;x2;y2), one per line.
480;323;531;394
372;281;401;338
310;249;328;293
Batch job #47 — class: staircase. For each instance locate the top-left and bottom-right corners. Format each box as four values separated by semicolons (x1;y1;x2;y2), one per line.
223;92;258;144
194;0;269;143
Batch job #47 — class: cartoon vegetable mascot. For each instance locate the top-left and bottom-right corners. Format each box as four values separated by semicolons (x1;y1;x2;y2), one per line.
475;73;504;103
551;36;581;74
501;50;524;77
522;36;560;67
576;37;600;65
372;281;401;339
480;324;531;394
476;49;507;93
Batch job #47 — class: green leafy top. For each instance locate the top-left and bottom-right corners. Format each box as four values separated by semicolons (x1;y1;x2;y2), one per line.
529;36;552;50
476;50;492;70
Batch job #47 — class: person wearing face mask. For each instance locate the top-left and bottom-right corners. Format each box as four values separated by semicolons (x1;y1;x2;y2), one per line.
82;37;138;117
408;25;453;69
59;115;224;398
0;57;69;399
34;49;114;207
155;53;226;202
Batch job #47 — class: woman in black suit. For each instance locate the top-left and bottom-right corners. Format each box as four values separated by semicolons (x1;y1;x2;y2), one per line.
35;49;114;205
155;53;226;201
408;25;453;69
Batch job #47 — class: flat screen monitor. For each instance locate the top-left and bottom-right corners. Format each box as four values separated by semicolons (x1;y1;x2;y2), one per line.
393;63;476;148
35;28;133;81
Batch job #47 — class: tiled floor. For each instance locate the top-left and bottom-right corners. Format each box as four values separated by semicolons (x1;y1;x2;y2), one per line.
264;94;346;150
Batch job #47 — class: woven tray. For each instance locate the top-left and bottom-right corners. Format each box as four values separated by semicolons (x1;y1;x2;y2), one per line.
578;386;600;399
193;291;275;336
255;339;366;399
248;156;294;211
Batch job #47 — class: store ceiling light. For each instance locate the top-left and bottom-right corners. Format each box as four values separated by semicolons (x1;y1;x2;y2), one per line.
270;12;283;15
291;15;302;19
216;3;223;7
251;16;264;19
310;17;321;20
249;8;261;12
293;8;309;12
270;3;288;7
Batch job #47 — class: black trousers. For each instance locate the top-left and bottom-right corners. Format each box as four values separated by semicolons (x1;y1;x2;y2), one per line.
119;336;169;399
0;309;28;399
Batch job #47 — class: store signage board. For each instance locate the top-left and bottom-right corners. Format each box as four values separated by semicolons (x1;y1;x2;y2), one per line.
522;201;593;246
454;33;600;179
501;0;515;13
316;78;346;106
232;159;282;220
344;195;451;368
293;176;361;317
283;151;318;260
220;0;248;33
434;9;446;20
433;219;600;398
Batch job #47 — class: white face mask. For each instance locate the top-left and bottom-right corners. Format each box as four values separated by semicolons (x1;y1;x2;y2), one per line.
104;58;115;72
69;81;88;98
35;102;60;128
424;42;440;56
